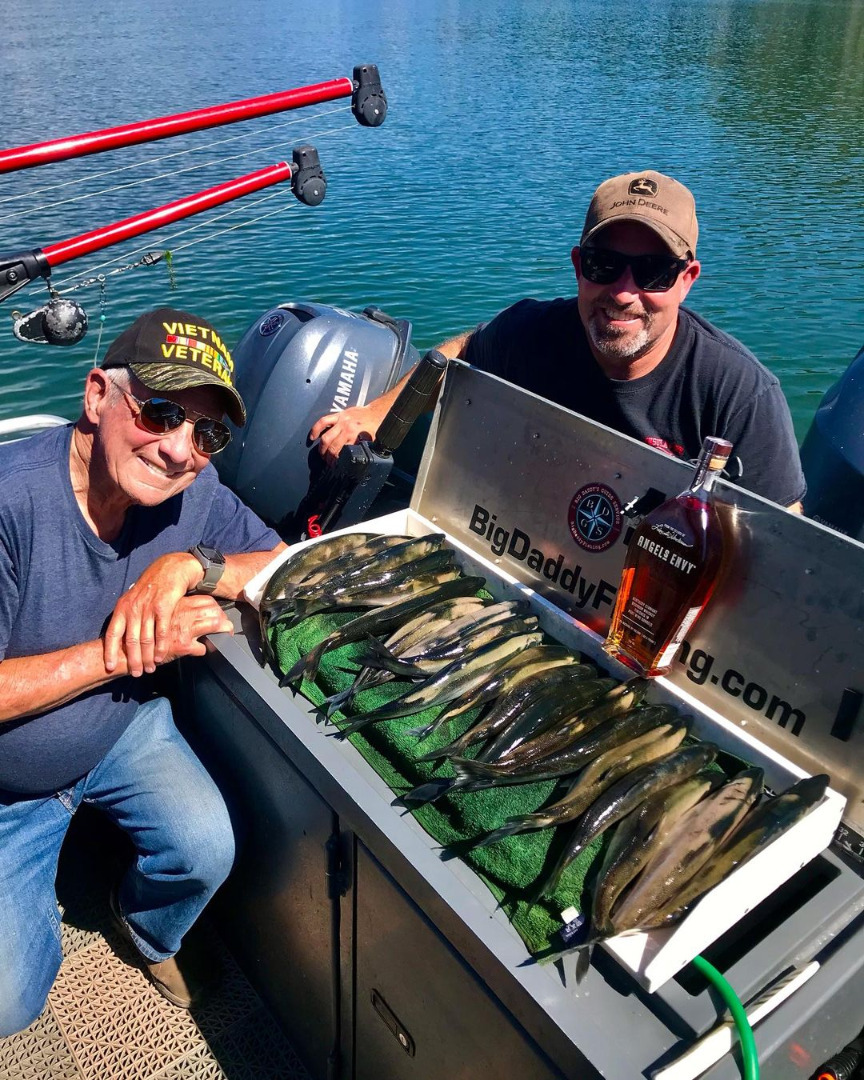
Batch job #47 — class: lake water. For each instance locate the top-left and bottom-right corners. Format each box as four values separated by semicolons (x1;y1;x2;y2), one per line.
1;0;862;440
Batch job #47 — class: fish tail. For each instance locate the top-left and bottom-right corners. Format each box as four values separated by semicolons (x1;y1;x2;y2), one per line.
279;643;324;689
407;719;439;739
400;777;459;805
575;943;594;983
534;937;600;971
471;817;536;849
450;756;507;781
414;742;459;764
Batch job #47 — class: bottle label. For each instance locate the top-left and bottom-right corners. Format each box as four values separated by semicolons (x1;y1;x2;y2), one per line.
654;606;702;669
636;534;698;574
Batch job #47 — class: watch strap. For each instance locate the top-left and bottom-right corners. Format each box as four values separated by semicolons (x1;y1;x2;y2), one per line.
189;544;225;594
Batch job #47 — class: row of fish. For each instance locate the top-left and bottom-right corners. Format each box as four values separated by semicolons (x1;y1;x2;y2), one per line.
259;530;830;976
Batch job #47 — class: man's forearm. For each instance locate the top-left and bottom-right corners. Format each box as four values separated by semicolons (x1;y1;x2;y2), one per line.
0;640;129;723
214;544;288;600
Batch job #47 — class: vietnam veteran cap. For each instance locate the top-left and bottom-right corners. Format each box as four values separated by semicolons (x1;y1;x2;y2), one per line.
101;307;246;426
580;170;698;258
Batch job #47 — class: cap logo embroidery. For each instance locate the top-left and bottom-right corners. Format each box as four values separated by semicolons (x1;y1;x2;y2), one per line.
628;177;658;197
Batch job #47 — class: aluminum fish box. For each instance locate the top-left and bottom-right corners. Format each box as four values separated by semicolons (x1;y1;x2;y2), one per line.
183;363;864;1080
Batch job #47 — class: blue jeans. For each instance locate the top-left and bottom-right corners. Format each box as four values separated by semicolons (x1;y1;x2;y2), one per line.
0;696;235;1037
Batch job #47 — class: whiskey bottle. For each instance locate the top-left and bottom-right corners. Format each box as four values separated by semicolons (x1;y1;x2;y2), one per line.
604;436;733;677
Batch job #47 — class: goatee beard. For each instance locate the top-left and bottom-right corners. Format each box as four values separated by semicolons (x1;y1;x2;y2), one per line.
586;315;651;360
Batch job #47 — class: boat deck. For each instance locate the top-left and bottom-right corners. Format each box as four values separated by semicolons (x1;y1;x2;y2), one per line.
0;808;310;1080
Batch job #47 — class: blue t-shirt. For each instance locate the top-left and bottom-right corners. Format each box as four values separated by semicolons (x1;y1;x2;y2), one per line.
0;424;280;795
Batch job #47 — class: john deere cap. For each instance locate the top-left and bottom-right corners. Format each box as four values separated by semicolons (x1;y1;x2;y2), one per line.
101;307;246;426
580;170;698;258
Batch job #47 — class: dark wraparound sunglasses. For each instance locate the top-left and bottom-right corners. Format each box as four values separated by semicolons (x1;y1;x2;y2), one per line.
123;391;232;455
580;247;690;292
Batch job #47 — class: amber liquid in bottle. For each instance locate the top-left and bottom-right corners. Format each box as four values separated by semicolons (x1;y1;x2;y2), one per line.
604;437;732;677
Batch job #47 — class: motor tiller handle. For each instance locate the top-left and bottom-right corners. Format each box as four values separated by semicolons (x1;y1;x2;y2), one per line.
374;349;448;455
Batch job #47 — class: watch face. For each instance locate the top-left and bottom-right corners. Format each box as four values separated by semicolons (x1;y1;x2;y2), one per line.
197;545;225;566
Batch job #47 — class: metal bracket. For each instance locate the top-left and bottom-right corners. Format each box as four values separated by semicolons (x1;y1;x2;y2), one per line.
0;249;51;304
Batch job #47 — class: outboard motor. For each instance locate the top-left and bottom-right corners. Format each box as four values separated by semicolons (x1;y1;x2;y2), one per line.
215;302;421;530
800;343;864;541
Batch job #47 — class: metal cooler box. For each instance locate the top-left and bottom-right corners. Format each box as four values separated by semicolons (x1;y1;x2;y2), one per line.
181;363;864;1080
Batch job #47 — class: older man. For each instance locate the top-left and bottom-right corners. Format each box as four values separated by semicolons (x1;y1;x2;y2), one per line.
310;170;806;510
0;307;285;1035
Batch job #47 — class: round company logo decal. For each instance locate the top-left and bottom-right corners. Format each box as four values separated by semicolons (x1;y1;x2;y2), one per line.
259;313;285;337
568;483;623;553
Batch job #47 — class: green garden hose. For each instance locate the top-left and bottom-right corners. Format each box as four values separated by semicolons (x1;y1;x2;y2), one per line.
692;955;759;1080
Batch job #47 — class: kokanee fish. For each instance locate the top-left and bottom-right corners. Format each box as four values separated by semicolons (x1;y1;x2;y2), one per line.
281;533;414;597
259;532;383;666
608;767;763;934
260;532;379;608
337;630;544;736
416;663;599;764
366;607;537;676
481;677;649;765
646;772;829;928
403;680;635;807
481;706;682;790
400;600;532;659
279;575;487;687
282;549;460;627
468;714;687;849
408;644;580;741
364;615;540;680
533;742;719;903
472;680;649;773
591;772;721;937
320;598;489;718
286;534;450;603
542;771;721;980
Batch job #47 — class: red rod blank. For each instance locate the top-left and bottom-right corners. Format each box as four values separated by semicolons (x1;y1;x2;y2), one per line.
42;163;293;267
0;78;352;175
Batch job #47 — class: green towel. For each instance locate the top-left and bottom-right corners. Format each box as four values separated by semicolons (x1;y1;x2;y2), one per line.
272;610;606;955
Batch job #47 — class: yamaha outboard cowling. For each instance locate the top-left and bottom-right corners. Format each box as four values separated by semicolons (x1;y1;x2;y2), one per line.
216;302;420;528
801;343;864;540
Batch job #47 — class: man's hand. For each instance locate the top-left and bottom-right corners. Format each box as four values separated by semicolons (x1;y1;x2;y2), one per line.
308;402;385;466
156;595;234;665
104;552;203;676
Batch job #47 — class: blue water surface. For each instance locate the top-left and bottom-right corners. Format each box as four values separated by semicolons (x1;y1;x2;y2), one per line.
1;0;862;439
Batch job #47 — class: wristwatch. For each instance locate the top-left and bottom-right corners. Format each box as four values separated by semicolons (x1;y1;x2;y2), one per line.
188;544;226;594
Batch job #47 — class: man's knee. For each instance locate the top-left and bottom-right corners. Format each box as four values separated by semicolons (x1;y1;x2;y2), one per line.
159;790;235;889
0;949;60;1037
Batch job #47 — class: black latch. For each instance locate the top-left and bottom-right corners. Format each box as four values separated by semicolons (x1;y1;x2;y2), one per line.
352;64;388;127
324;833;350;898
371;989;415;1056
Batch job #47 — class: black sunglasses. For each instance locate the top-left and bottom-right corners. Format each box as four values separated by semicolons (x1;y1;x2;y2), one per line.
580;246;690;292
123;392;232;455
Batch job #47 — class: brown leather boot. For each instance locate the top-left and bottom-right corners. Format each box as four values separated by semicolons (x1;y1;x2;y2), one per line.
108;885;220;1009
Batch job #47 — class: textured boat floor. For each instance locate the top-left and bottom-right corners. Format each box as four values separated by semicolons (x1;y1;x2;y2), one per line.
0;809;311;1080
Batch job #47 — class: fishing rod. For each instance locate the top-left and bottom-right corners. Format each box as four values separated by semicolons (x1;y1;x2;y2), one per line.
0;147;325;344
0;64;386;173
0;64;387;342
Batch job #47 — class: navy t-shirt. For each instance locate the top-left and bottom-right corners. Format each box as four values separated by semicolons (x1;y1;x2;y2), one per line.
0;424;280;795
465;298;806;507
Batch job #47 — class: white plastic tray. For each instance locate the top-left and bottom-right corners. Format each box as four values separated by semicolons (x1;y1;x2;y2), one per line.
243;509;846;993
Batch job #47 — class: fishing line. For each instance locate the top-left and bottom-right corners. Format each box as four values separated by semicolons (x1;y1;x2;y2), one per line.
54;186;295;294
0;116;355;226
0;104;351;213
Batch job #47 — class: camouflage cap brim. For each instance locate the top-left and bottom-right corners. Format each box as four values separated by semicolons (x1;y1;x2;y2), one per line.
130;362;246;426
